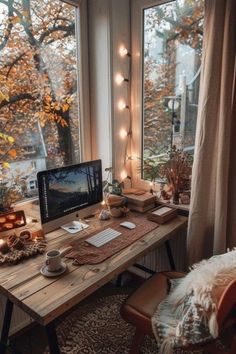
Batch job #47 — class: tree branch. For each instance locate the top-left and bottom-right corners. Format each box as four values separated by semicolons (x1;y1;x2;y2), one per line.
39;23;75;44
0;93;35;109
5;52;27;78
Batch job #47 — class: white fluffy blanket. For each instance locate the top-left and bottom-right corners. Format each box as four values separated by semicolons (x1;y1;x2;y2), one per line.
168;249;236;337
151;249;236;354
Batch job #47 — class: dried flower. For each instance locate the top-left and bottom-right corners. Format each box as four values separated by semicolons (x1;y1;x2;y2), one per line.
159;146;192;192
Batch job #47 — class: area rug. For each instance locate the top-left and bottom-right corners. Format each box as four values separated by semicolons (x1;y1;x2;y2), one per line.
44;294;159;354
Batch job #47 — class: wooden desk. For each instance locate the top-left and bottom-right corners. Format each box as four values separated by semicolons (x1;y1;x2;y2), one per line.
0;205;187;354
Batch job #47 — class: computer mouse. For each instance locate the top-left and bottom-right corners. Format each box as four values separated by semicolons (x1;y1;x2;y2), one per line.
120;221;136;229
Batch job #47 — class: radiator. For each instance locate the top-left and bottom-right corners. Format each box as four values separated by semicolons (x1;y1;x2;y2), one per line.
134;228;187;277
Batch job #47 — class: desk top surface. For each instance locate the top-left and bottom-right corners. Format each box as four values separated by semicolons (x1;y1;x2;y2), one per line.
0;203;187;325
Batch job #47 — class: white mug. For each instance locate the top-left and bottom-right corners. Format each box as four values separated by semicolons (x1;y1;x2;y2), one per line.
46;250;62;272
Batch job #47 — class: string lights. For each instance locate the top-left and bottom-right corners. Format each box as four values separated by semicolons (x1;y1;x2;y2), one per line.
116;45;132;182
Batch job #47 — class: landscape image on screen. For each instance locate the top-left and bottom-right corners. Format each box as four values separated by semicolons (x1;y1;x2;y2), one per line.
45;165;101;219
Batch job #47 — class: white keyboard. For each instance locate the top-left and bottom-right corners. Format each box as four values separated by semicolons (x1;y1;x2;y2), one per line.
86;228;122;247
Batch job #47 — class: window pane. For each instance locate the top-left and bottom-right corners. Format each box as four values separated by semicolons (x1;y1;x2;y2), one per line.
143;0;204;177
0;0;80;206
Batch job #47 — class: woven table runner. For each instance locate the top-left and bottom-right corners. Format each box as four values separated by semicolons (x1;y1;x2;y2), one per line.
66;216;159;265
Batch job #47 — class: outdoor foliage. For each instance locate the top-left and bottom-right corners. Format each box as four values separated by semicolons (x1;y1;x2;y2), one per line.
0;0;79;165
0;0;80;206
143;0;204;181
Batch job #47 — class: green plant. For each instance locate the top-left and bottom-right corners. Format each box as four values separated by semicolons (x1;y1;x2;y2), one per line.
140;156;166;183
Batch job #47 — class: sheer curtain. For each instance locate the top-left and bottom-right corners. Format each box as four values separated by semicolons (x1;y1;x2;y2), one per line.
187;0;236;264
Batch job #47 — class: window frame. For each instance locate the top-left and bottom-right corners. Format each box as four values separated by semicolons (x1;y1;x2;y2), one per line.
131;0;197;190
63;0;91;162
131;0;172;190
0;0;91;207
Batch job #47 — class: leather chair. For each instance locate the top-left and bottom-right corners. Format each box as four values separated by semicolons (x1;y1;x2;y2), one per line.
121;271;236;354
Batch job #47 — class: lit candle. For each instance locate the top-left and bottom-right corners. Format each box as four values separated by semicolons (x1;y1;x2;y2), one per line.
0;239;9;254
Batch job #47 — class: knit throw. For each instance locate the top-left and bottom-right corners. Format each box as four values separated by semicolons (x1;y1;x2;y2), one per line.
151;249;236;354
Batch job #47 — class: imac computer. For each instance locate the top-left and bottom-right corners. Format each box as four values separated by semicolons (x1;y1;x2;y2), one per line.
37;159;103;233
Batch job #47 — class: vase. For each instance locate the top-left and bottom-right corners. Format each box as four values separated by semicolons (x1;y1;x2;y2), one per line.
172;191;180;205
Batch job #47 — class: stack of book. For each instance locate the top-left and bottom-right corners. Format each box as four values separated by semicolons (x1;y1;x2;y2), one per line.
123;192;156;213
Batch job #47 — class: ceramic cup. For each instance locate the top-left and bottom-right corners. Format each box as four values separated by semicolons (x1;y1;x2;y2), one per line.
46;250;63;272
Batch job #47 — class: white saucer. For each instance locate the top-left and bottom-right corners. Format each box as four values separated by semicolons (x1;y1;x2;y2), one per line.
40;262;67;277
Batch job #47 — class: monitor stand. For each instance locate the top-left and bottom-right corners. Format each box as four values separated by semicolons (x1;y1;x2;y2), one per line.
60;221;89;234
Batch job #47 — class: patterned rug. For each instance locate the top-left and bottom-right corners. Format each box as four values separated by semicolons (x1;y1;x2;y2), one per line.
44;294;159;354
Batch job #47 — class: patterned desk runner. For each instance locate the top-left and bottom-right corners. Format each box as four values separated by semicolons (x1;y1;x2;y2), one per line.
66;216;159;265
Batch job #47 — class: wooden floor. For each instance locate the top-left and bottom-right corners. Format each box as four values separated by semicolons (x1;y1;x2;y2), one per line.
7;272;144;354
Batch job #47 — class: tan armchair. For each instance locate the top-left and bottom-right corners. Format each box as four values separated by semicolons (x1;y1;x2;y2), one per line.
121;271;236;354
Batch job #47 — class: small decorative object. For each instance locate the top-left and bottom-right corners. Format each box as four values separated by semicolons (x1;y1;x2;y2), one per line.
0;229;46;265
7;233;17;247
98;209;110;220
19;230;32;242
180;192;190;205
109;179;123;196
160;190;171;201
0;210;26;231
120;206;129;217
0;239;9;254
147;206;177;224
11;237;25;250
159;146;192;205
109;207;122;218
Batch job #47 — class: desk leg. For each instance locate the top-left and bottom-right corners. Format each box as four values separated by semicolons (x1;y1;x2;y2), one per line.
0;299;14;354
165;240;176;271
45;322;60;354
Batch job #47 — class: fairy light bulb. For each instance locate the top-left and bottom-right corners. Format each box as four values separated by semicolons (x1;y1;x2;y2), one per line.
120;170;128;180
101;200;106;206
115;73;129;85
119;46;129;57
149;182;153;187
118;100;126;110
119;128;127;139
115;73;124;85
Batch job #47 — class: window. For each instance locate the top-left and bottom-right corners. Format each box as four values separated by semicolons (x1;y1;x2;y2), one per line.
0;0;87;206
131;0;204;186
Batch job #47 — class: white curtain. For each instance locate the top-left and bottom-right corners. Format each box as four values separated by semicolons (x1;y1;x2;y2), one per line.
187;0;236;264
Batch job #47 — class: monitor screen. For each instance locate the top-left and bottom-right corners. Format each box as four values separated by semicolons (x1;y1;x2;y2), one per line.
37;160;103;227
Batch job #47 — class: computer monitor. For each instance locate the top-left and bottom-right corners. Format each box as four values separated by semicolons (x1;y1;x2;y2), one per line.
37;159;103;233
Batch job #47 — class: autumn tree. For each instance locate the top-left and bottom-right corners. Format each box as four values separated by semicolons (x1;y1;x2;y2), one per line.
0;0;80;170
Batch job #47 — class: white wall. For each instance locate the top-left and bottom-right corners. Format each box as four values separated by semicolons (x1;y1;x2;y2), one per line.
88;0;113;177
88;0;131;181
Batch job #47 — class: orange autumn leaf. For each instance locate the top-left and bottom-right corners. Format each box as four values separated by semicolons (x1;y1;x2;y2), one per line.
8;149;17;158
62;103;69;112
11;16;21;24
